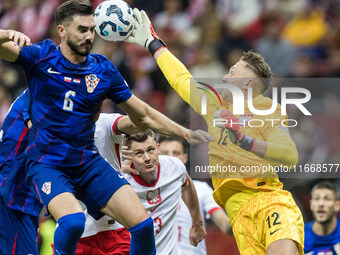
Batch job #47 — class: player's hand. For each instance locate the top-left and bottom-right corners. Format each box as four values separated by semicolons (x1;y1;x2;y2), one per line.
121;146;132;161
213;109;243;145
125;8;154;48
213;109;256;151
27;120;32;128
122;160;140;175
189;222;206;246
8;30;31;49
125;9;166;56
189;129;214;145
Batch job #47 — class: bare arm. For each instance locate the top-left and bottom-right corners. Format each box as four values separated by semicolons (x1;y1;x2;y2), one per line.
181;172;206;246
0;29;31;62
118;95;211;144
211;209;233;235
116;116;143;135
119;96;213;144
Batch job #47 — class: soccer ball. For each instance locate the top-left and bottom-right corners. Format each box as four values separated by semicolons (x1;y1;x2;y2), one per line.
94;0;135;42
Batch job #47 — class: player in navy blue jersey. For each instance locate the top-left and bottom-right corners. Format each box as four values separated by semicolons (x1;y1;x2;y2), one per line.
305;181;340;255
0;89;42;255
0;1;212;254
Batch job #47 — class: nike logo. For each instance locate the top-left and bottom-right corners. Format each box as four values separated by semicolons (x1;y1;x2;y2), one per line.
47;67;61;74
118;174;124;179
150;204;161;213
269;228;282;235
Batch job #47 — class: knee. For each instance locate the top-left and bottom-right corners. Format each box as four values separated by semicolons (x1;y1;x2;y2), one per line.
57;212;86;238
128;217;154;235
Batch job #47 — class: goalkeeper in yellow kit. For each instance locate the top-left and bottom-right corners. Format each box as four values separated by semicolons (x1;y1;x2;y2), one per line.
126;9;304;255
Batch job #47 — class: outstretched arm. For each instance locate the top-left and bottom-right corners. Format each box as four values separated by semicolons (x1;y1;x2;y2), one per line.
125;9;205;113
118;95;213;144
181;172;206;246
116;115;143;135
211;209;233;235
0;29;31;62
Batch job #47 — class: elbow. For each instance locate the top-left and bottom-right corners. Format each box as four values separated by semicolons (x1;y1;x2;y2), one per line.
290;151;299;167
168;73;192;90
136;119;149;131
280;145;299;167
129;115;149;131
265;142;299;167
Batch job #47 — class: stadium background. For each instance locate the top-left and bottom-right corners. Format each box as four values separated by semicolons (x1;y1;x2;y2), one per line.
0;0;340;254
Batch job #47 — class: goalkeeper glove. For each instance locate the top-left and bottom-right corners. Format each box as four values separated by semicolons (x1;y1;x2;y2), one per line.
125;8;166;57
213;109;256;152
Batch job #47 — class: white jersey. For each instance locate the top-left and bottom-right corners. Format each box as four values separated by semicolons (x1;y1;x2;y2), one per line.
177;180;222;255
82;113;125;238
123;155;187;255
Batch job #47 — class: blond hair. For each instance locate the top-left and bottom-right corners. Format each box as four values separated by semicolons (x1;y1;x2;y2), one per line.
241;50;273;91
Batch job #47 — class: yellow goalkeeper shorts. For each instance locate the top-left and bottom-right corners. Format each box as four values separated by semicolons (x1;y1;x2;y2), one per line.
227;190;304;255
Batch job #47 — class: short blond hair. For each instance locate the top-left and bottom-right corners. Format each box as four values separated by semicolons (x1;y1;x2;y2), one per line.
241;50;273;91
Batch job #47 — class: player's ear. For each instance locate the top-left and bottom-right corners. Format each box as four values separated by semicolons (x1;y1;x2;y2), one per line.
335;199;340;213
182;153;188;164
57;25;66;38
156;143;160;153
244;79;254;88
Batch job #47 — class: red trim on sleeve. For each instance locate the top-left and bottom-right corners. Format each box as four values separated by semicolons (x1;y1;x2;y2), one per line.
250;139;257;152
181;178;188;187
153;46;167;58
112;115;124;135
207;207;222;216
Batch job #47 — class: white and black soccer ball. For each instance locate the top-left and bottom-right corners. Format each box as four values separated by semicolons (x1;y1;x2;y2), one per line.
94;0;135;42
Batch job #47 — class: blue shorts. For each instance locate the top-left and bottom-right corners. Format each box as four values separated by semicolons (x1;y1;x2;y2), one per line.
26;155;129;220
0;199;39;255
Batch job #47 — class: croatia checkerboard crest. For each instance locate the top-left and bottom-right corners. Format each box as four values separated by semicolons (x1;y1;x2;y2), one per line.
42;182;51;195
85;74;100;93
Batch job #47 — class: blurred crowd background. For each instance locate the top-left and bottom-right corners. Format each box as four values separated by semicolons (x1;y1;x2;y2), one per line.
1;0;340;254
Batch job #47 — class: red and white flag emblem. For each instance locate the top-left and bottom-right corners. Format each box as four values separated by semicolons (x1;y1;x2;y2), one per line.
42;182;51;195
64;77;72;83
85;74;100;93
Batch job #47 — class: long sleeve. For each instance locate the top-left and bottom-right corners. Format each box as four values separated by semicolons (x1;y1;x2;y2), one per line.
156;50;203;114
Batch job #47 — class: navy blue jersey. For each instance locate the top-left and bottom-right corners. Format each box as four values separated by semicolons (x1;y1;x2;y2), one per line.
304;218;340;254
14;39;132;166
0;89;42;216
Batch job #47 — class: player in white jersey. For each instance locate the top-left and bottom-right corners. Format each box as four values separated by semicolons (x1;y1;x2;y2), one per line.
158;136;232;255
76;114;208;254
123;130;206;255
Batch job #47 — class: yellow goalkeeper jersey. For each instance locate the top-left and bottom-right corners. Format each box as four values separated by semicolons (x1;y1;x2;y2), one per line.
157;50;298;209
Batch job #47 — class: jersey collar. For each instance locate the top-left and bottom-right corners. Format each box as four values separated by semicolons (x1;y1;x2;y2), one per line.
131;162;161;187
